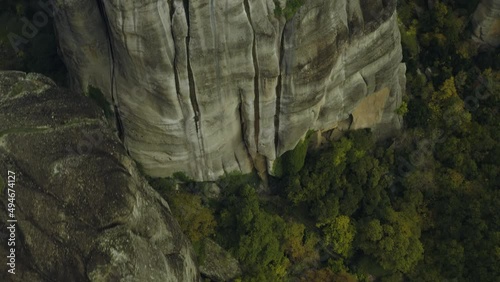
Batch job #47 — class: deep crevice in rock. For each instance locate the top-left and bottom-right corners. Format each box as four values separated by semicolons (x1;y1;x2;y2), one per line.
95;0;125;142
97;221;124;232
243;0;260;158
184;0;203;154
275;23;286;153
238;88;252;162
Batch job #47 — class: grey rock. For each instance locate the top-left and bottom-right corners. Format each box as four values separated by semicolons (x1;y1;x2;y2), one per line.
473;0;500;47
201;183;221;200
199;239;241;282
0;71;199;282
52;0;405;180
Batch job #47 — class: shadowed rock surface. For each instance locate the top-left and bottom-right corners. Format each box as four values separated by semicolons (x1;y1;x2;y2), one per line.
52;0;405;180
0;71;199;282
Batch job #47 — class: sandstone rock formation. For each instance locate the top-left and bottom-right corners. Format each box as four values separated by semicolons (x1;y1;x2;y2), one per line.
473;0;500;47
52;0;405;180
0;71;199;281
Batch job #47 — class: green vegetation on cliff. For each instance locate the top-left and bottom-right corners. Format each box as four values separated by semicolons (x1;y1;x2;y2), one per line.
272;131;313;177
274;0;304;20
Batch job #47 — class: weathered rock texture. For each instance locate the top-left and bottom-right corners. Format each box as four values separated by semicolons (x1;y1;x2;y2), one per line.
199;239;242;282
473;0;500;47
0;71;199;281
52;0;405;180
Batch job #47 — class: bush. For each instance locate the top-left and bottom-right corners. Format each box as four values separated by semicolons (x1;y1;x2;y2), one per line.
172;171;192;183
273;132;312;177
395;101;409;116
217;185;289;281
148;177;177;195
274;0;304;20
168;192;216;242
217;171;259;192
399;21;419;59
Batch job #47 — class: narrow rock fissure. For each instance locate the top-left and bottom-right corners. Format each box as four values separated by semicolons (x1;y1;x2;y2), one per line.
183;1;199;130
243;0;260;157
238;88;252;159
170;1;182;102
234;152;242;171
275;24;286;153
97;221;124;232
183;0;204;152
96;0;125;142
183;0;207;175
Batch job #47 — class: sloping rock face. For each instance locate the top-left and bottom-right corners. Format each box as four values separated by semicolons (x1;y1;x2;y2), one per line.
0;71;199;281
199;239;242;282
473;0;500;47
52;0;405;180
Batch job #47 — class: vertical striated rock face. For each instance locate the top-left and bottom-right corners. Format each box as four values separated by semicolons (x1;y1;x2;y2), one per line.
473;0;500;47
52;0;405;180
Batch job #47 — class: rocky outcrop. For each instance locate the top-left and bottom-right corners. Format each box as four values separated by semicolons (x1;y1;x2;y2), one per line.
473;0;500;47
0;71;199;281
199;239;242;282
52;0;405;180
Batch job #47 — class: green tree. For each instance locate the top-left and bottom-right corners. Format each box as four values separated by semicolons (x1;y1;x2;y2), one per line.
358;211;423;274
283;221;319;263
320;215;356;258
168;192;216;242
218;185;289;281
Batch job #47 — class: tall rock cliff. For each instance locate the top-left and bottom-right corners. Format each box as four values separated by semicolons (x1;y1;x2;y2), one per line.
52;0;405;180
0;71;199;281
473;0;500;47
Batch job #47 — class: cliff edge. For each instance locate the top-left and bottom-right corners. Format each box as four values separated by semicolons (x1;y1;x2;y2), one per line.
53;0;405;180
0;71;199;281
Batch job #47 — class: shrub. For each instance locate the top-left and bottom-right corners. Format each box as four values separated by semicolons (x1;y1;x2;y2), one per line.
168;192;216;242
396;101;409;116
148;177;177;195
273;131;313;177
274;0;304;20
172;171;192;183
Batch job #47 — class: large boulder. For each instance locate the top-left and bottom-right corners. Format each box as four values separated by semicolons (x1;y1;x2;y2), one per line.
0;71;199;281
199;239;242;282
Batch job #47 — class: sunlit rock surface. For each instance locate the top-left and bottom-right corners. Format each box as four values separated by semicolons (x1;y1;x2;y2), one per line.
53;0;405;180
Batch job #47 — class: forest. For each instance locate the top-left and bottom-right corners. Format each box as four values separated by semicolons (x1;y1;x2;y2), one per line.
148;1;499;281
1;0;498;281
